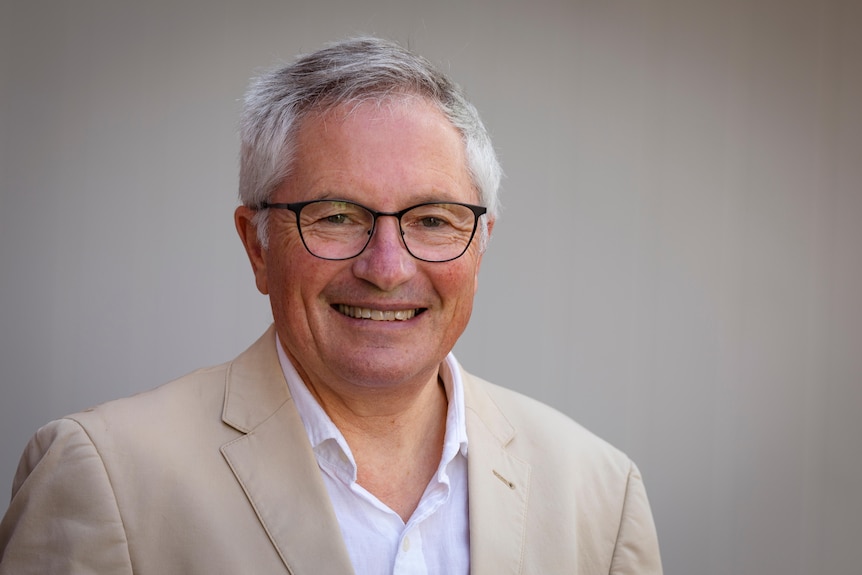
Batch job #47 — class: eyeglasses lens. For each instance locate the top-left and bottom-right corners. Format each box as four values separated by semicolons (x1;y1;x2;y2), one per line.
296;201;478;261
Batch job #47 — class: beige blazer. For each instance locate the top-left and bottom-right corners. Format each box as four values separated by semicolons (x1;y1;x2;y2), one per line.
0;327;662;574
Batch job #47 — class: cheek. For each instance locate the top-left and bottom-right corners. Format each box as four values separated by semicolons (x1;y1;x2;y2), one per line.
267;248;345;317
265;231;307;287
437;261;481;309
261;243;305;312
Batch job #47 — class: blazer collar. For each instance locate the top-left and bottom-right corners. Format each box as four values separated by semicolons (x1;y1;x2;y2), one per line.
463;369;532;575
221;325;290;433
219;328;528;575
220;325;355;575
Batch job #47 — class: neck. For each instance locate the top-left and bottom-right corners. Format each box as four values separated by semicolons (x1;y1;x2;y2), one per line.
306;368;448;449
302;367;450;522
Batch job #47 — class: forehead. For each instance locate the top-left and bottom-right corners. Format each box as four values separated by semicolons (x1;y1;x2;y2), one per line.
284;98;476;205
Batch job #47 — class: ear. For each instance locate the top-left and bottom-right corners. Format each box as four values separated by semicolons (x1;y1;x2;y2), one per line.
234;206;270;295
485;218;495;241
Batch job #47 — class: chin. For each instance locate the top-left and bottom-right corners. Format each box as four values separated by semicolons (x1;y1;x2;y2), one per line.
329;352;440;389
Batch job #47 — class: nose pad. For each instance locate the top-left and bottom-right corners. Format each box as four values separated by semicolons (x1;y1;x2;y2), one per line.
353;216;416;289
367;216;407;252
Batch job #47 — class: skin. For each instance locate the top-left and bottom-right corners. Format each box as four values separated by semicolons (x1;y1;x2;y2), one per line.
235;98;494;519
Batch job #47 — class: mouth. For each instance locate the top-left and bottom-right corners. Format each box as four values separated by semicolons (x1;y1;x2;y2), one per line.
335;304;424;321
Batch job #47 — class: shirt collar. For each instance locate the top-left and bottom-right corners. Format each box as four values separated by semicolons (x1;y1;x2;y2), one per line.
275;334;469;479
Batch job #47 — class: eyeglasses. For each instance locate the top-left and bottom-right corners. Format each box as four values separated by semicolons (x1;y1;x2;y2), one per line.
258;199;487;262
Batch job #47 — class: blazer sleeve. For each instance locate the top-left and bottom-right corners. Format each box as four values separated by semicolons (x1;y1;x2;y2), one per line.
0;418;134;574
609;462;663;575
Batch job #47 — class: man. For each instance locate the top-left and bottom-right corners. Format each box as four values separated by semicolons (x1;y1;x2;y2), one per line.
0;37;662;574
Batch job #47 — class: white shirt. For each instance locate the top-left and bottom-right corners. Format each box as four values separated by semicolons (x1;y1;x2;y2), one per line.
276;336;470;575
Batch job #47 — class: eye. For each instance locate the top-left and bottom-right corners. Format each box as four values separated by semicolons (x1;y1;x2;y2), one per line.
404;204;466;232
325;213;349;224
302;201;369;228
419;216;447;228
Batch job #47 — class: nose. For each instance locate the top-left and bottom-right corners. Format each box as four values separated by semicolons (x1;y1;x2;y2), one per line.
351;215;417;291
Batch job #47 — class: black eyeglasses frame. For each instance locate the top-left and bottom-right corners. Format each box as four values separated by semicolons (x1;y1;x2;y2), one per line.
257;199;487;262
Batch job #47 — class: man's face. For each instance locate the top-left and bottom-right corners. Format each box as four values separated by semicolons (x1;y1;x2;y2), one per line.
236;99;492;393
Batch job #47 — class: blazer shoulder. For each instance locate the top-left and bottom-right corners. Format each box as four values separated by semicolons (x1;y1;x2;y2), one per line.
67;324;282;435
463;371;633;475
67;361;231;433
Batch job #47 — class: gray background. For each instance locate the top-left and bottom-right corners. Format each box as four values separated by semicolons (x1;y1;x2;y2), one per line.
2;1;860;573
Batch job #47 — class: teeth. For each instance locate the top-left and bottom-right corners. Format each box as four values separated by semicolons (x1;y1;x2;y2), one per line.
338;304;417;321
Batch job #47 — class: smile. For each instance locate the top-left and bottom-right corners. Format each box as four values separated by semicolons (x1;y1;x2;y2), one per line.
336;304;420;321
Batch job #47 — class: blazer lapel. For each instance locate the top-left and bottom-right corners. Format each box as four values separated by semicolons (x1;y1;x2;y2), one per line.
463;371;531;575
219;327;355;575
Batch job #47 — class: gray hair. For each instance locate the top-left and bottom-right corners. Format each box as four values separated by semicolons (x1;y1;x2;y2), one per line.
239;37;501;248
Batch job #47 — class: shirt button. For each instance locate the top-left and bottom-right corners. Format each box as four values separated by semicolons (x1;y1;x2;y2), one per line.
402;536;411;552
